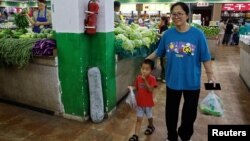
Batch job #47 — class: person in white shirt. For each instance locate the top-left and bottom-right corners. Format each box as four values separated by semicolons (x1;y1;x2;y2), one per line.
217;19;226;45
114;1;121;24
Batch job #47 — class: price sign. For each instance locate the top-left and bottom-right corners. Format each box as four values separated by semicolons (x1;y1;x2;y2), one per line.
222;3;250;11
197;2;209;7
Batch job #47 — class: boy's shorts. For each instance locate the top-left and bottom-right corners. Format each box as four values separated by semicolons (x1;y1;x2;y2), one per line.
136;106;153;118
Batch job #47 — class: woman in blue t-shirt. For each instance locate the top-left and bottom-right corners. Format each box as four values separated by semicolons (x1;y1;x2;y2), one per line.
147;2;215;141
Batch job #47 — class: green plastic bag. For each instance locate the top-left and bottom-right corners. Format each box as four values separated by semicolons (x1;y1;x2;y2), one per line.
199;91;223;117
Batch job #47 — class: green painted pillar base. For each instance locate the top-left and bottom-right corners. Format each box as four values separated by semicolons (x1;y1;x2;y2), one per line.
56;32;116;118
57;33;90;117
89;32;116;112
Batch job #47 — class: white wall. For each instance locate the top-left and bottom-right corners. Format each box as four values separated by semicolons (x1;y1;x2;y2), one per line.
51;0;113;33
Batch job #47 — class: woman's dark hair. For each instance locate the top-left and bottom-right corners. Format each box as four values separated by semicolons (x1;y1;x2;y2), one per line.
114;1;121;8
143;59;155;70
170;2;189;15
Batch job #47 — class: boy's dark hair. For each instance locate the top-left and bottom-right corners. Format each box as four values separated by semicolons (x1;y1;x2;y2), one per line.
38;0;46;4
170;2;190;15
143;59;154;70
114;1;121;8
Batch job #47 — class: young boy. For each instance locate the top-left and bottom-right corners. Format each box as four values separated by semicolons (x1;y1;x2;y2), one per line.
128;59;157;141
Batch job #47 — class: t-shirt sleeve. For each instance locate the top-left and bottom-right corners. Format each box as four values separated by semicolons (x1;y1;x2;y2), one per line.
156;33;166;57
199;31;211;62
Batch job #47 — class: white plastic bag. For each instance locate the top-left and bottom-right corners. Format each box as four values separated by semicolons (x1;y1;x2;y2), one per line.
125;87;137;109
199;90;223;117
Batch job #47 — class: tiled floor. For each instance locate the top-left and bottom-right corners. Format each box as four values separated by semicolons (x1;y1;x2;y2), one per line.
0;45;250;141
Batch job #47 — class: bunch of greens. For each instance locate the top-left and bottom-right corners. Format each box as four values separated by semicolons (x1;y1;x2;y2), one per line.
201;26;220;38
0;38;39;68
14;12;29;29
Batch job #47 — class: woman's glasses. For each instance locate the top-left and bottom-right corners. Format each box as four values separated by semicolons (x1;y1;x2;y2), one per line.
171;12;185;18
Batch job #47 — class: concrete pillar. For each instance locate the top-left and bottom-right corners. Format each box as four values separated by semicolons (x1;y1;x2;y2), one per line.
51;0;116;121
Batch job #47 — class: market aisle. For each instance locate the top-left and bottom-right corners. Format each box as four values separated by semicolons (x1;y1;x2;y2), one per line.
0;45;250;141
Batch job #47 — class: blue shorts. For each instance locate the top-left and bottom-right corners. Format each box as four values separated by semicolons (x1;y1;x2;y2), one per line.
136;106;153;118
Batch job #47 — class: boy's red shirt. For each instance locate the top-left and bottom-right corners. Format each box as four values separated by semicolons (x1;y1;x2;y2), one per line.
134;74;157;107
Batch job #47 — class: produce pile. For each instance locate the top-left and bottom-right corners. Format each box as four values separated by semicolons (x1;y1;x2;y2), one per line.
170;23;220;38
20;28;55;39
0;28;56;68
191;23;220;38
0;28;55;39
32;39;56;56
201;26;220;38
0;38;40;68
114;23;158;57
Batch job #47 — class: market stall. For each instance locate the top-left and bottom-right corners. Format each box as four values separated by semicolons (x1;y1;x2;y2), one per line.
239;35;250;90
221;3;250;25
0;0;58;113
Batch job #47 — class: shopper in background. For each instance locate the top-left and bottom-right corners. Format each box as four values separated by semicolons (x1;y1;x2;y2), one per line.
217;19;226;45
146;2;215;141
231;27;239;46
128;15;135;25
157;16;169;83
239;22;247;36
114;1;121;24
7;12;15;22
222;19;234;46
0;12;4;23
25;0;52;33
128;59;157;141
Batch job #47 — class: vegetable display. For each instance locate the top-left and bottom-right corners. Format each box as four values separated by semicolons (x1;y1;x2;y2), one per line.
32;39;56;56
114;23;158;58
191;23;220;38
0;28;56;39
0;38;40;68
115;23;158;52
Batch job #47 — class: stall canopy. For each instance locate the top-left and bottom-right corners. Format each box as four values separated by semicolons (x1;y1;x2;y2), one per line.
118;0;250;3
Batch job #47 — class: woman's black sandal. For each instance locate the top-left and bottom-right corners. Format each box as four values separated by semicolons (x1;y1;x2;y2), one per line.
129;134;138;141
144;126;155;135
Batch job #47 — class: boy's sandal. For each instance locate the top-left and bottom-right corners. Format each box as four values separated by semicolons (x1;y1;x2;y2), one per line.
129;134;138;141
144;126;155;135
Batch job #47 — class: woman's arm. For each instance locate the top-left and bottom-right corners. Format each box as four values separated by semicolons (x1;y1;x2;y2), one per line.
25;13;35;25
146;51;157;60
203;60;215;82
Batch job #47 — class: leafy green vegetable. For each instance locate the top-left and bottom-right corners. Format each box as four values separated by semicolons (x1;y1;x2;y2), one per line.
14;13;29;29
0;38;39;68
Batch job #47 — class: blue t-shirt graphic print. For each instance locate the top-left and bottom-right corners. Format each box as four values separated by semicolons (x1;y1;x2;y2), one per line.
156;27;211;90
167;41;196;58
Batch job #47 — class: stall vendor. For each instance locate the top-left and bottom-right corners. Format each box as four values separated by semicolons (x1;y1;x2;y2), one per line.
114;1;121;24
26;0;52;33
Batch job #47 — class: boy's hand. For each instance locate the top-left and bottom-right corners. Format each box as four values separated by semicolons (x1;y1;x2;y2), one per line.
141;74;146;80
128;86;134;90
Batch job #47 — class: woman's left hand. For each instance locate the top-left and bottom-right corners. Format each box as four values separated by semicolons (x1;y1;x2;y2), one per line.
207;72;216;86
